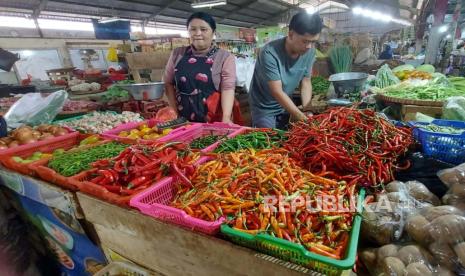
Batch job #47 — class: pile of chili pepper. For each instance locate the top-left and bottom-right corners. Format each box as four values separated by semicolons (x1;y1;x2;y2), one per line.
48;142;129;177
86;142;200;196
285;107;413;189
171;148;356;259
190;134;225;149
214;129;286;153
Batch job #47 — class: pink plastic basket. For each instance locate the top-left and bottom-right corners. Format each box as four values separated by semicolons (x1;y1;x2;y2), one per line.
130;177;225;235
101;119;192;143
159;122;244;152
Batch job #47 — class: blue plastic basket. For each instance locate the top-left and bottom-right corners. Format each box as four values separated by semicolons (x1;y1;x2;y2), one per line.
409;120;465;164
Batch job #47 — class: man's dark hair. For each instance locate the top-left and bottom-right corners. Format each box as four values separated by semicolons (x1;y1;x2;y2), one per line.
187;12;216;32
289;12;323;35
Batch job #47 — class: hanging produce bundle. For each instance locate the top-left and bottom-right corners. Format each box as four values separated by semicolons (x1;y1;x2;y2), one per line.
374;64;400;89
285;107;413;189
329;44;353;73
214;129;286;153
85;142;200;195
172;148;356;259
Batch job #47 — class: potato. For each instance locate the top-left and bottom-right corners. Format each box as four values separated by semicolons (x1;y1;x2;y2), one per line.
436;267;456;276
451;183;465;198
377;244;400;260
438;163;465;187
362;202;403;245
397;245;426;265
381;257;405;276
454;242;465;267
405;181;440;206
428;214;465;244
405;215;431;244
423;205;463;221
360;248;377;268
429;241;457;269
386;181;406;193
386;192;408;203
404;262;433;276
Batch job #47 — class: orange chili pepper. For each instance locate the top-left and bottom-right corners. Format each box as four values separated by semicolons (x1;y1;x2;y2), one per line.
200;204;215;221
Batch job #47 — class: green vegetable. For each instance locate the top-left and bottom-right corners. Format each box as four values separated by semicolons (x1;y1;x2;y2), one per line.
392;64;415;73
448;77;465;92
311;76;330;95
416;64;435;73
374;64;400;89
329;45;353;73
380;82;463;101
48;142;128;177
414;123;465;134
100;86;129;103
215;129;286;153
190;135;225;149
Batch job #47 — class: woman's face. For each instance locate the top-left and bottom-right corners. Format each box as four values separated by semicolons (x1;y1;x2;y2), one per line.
188;18;214;51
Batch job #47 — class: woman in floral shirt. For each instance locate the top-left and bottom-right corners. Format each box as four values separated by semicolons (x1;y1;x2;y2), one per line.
164;12;237;123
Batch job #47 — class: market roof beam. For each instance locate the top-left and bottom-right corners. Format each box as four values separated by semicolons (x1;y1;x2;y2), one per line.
253;1;304;27
217;0;270;23
145;0;179;23
32;0;49;18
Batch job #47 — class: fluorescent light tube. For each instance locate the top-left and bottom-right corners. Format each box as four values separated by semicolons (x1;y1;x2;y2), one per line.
192;0;227;9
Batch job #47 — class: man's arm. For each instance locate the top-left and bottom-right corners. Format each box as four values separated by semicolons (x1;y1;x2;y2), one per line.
268;80;306;121
300;77;312;111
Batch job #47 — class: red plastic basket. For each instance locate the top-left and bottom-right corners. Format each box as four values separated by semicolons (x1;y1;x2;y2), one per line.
0;132;81;176
159;122;245;153
28;140;119;191
0;129;78;157
68;169;160;207
130;177;225;235
101;119;192;143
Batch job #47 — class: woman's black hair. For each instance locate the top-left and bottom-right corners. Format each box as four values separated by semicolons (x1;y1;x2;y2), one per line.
289;12;323;35
187;12;216;31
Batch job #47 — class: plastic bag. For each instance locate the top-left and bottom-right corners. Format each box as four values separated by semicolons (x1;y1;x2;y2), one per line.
106;47;118;62
235;56;255;92
155;107;177;122
438;163;465;211
360;243;457;276
4;91;67;129
361;180;438;246
442;96;465;121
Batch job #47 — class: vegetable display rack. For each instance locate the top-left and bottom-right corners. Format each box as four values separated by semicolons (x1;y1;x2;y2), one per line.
221;189;365;276
410;119;465;164
130;177;225;235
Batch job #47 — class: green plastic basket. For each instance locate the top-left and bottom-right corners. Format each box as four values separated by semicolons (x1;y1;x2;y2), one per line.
221;189;365;276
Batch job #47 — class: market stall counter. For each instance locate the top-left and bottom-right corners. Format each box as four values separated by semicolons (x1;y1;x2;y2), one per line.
77;191;348;276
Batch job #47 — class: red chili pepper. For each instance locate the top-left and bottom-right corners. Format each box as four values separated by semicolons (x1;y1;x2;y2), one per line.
90;175;105;183
98;169;115;183
127;176;147;189
172;163;193;188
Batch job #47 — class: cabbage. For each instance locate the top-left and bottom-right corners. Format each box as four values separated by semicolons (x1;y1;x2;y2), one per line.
392;64;415;73
416;64;435;73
